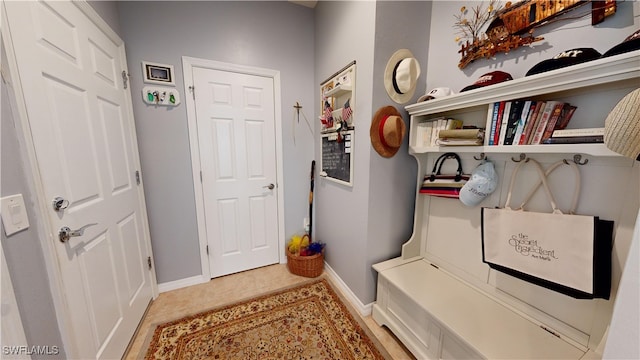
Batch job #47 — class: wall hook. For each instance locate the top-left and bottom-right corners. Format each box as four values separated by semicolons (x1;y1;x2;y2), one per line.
473;152;486;161
573;154;588;165
511;153;527;162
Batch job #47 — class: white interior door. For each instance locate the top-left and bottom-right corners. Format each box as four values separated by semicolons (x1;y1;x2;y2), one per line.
4;2;153;359
193;67;280;278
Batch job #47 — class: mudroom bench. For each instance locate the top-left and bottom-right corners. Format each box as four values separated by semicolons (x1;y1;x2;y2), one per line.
373;257;586;359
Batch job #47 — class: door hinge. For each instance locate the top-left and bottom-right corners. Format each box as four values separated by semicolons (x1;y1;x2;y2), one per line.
147;256;152;270
200;171;203;183
135;170;141;185
189;85;195;100
122;70;130;89
206;245;209;255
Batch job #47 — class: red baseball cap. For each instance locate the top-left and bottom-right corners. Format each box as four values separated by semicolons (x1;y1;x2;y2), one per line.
460;71;513;92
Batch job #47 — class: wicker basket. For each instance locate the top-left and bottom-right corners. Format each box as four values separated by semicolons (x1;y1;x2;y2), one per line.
286;251;324;278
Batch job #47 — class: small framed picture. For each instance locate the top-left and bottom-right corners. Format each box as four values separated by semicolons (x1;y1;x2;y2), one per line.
142;61;175;86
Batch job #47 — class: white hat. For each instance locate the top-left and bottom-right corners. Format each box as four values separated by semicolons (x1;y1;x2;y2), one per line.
384;49;421;104
604;88;640;161
417;87;455;102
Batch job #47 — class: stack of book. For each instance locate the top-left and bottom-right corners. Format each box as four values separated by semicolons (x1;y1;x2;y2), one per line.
486;100;577;146
416;117;464;147
437;128;484;146
542;127;604;144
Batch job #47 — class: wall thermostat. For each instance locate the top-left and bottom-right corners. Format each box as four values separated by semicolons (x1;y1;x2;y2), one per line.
142;61;175;86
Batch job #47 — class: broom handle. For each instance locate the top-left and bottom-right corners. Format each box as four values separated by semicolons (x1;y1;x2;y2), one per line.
308;160;315;239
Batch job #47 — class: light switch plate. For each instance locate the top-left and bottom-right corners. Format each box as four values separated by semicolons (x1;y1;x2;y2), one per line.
1;194;30;236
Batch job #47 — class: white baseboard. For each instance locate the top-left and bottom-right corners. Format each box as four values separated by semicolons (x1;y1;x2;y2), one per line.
158;275;208;293
324;262;373;317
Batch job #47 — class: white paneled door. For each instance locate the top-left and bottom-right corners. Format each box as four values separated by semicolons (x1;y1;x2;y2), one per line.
4;2;153;359
193;67;280;278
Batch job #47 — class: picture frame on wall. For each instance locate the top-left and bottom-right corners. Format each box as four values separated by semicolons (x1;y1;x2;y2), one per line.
142;61;175;86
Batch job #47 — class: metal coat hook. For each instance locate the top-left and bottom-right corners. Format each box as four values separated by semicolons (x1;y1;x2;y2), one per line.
473;152;486;161
511;153;527;162
572;154;588;165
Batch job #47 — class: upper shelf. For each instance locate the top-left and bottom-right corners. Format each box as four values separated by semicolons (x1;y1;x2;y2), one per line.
405;51;639;117
324;84;352;98
410;143;621;157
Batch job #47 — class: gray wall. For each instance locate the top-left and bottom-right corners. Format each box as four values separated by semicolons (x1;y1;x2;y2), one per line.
117;1;316;283
425;1;640;91
366;1;431;303
313;0;376;304
313;1;431;305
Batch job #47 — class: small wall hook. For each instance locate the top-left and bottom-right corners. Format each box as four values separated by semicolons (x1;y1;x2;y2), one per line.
573;154;588;165
511;153;527;162
473;152;486;161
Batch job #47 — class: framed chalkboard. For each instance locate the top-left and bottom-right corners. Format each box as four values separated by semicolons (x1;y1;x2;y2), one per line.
320;131;353;186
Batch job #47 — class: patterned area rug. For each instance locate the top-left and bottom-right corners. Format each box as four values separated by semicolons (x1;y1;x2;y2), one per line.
143;279;388;359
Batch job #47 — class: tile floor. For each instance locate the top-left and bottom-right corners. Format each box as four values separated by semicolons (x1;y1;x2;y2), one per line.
124;264;415;359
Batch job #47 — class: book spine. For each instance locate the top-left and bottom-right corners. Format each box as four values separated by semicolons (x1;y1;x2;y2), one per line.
513;100;532;145
488;102;499;145
552;127;605;137
540;102;566;142
493;101;506;145
497;101;511;145
531;101;560;145
542;135;603;144
446;118;464;130
504;100;524;145
555;105;577;130
521;101;545;145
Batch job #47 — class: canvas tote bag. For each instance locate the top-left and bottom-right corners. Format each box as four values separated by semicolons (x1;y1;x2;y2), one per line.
481;159;612;299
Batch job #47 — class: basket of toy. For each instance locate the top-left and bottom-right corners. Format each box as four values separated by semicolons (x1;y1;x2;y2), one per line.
286;234;325;278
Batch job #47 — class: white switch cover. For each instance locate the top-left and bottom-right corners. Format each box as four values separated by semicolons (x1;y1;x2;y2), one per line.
1;194;30;236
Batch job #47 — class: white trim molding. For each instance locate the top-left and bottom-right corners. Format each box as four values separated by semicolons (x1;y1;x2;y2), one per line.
158;275;209;293
324;262;373;317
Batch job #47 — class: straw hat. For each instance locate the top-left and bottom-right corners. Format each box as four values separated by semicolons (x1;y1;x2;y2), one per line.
604;88;640;161
370;106;406;158
384;49;421;104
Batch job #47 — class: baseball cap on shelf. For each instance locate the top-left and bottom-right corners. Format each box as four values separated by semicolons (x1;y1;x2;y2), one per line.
602;29;640;58
525;48;601;76
417;87;455;102
459;71;513;92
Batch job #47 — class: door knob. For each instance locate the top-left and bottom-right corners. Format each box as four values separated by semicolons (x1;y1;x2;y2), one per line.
59;223;98;243
52;196;69;211
263;183;275;190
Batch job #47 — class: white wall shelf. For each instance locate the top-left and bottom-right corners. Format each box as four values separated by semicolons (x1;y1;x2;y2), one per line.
407;51;638;156
405;51;639;118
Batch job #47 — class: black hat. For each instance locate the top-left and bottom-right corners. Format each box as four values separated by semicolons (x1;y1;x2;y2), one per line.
525;48;601;77
602;29;640;58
